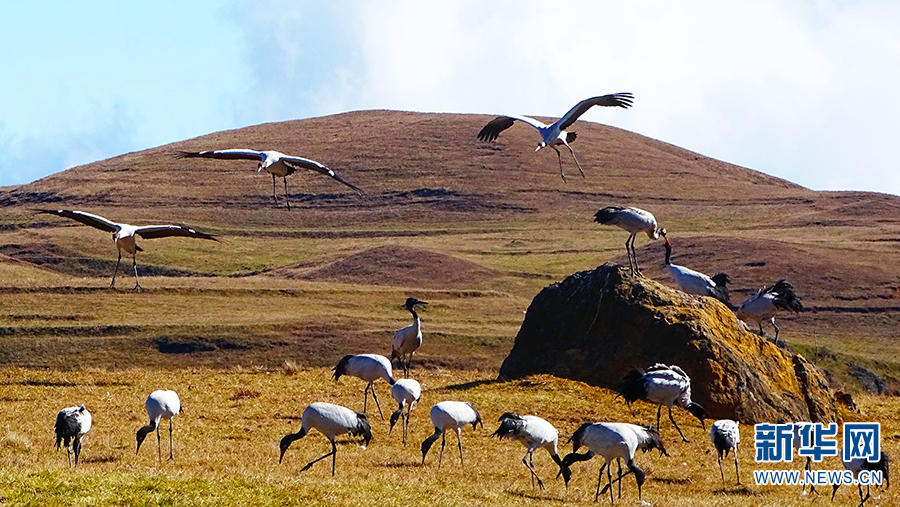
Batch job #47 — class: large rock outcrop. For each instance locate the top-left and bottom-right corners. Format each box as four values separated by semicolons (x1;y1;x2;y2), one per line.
499;264;839;424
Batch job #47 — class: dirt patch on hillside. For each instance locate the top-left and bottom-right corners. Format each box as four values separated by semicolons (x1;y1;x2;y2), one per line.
275;244;501;288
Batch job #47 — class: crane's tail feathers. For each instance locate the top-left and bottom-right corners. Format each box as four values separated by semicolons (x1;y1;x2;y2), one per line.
616;368;647;404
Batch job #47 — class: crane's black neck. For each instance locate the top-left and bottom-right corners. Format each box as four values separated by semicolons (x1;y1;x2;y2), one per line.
664;241;672;266
409;307;418;320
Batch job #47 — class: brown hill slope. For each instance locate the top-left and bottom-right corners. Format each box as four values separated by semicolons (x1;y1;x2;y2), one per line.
1;110;899;391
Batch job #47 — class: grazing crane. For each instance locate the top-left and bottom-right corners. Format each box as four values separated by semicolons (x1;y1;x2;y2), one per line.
389;378;421;446
710;419;740;487
793;422;818;495
176;149;364;210
36;209;217;290
593;206;666;276
391;297;427;377
332;354;396;420
492;412;572;490
616;363;707;442
560;422;667;504
734;279;803;346
831;451;890;506
663;238;731;306
279;402;372;476
477;93;634;182
54;404;92;467
421;401;482;467
136;390;182;461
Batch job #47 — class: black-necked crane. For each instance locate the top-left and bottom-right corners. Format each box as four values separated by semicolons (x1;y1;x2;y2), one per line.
389;378;421;446
616;363;707;442
279;402;372;476
561;422;667;504
332;354;395;420
734;279;803;346
477;93;634;182
593;206;666;276
176;149;364;210
831;451;890;506
492;412;571;490
36;209;217;291
663;238;731;306
710;419;740;487
136;390;182;461
54;404;92;467
421;401;482;468
391;297;427;377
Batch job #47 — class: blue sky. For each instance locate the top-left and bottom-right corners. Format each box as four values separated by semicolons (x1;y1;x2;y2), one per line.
2;1;899;194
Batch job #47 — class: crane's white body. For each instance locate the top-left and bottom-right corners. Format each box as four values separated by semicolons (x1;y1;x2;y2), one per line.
734;280;802;345
562;422;666;503
389;378;421;445
137;390;182;460
710;419;740;486
55;404;92;467
279;402;372;475
37;209;217;290
492;412;569;490
477;93;633;181
618;364;706;442
662;239;730;305
333;353;396;420
177;149;363;210
594;206;665;275
421;401;482;467
391;298;426;376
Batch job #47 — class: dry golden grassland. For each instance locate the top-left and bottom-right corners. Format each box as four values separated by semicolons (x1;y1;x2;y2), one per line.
0;366;895;506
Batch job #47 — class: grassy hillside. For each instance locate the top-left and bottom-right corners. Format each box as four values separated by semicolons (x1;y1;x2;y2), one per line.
0;110;899;389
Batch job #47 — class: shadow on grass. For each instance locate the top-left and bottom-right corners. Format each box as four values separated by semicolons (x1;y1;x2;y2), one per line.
712;485;760;496
442;378;502;391
0;379;132;387
505;489;566;503
82;454;119;464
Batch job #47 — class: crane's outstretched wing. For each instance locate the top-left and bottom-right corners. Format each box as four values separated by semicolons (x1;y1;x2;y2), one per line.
134;225;218;241
175;149;264;161
36;209;121;233
477;115;549;142
556;93;634;131
280;156;365;195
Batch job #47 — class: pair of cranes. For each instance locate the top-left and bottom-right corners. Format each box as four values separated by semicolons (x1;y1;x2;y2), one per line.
54;389;182;468
595;205;804;343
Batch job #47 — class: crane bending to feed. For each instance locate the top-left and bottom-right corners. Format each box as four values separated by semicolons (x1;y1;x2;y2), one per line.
136;390;182;461
616;363;707;442
54;404;92;467
36;209;217;290
477;93;633;181
176;149;364;210
593;206;666;275
492;412;572;490
279;402;372;476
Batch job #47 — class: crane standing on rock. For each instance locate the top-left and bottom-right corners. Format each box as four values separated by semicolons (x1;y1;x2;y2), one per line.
734;279;803;346
593;206;666;276
663;238;731;306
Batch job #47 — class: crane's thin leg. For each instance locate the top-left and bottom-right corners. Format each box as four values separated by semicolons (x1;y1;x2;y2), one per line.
363;383;370;414
438;432;446;469
734;448;740;485
523;451;544;490
617;458;622;498
283;176;291;211
402;411;408;446
656;405;663;435
74;439;81;467
552;147;568;183
111;252;122;288
565;144;586;179
669;406;689;442
168;419;174;461
804;456;817;494
132;255;142;291
156;426;162;462
772;319;781;347
630;235;641;275
370;385;385;420
66;446;72;467
594;461;607;502
718;453;726;487
300;440;338;475
456;431;464;467
607;459;615;504
272;174;279;208
623;237;634;274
